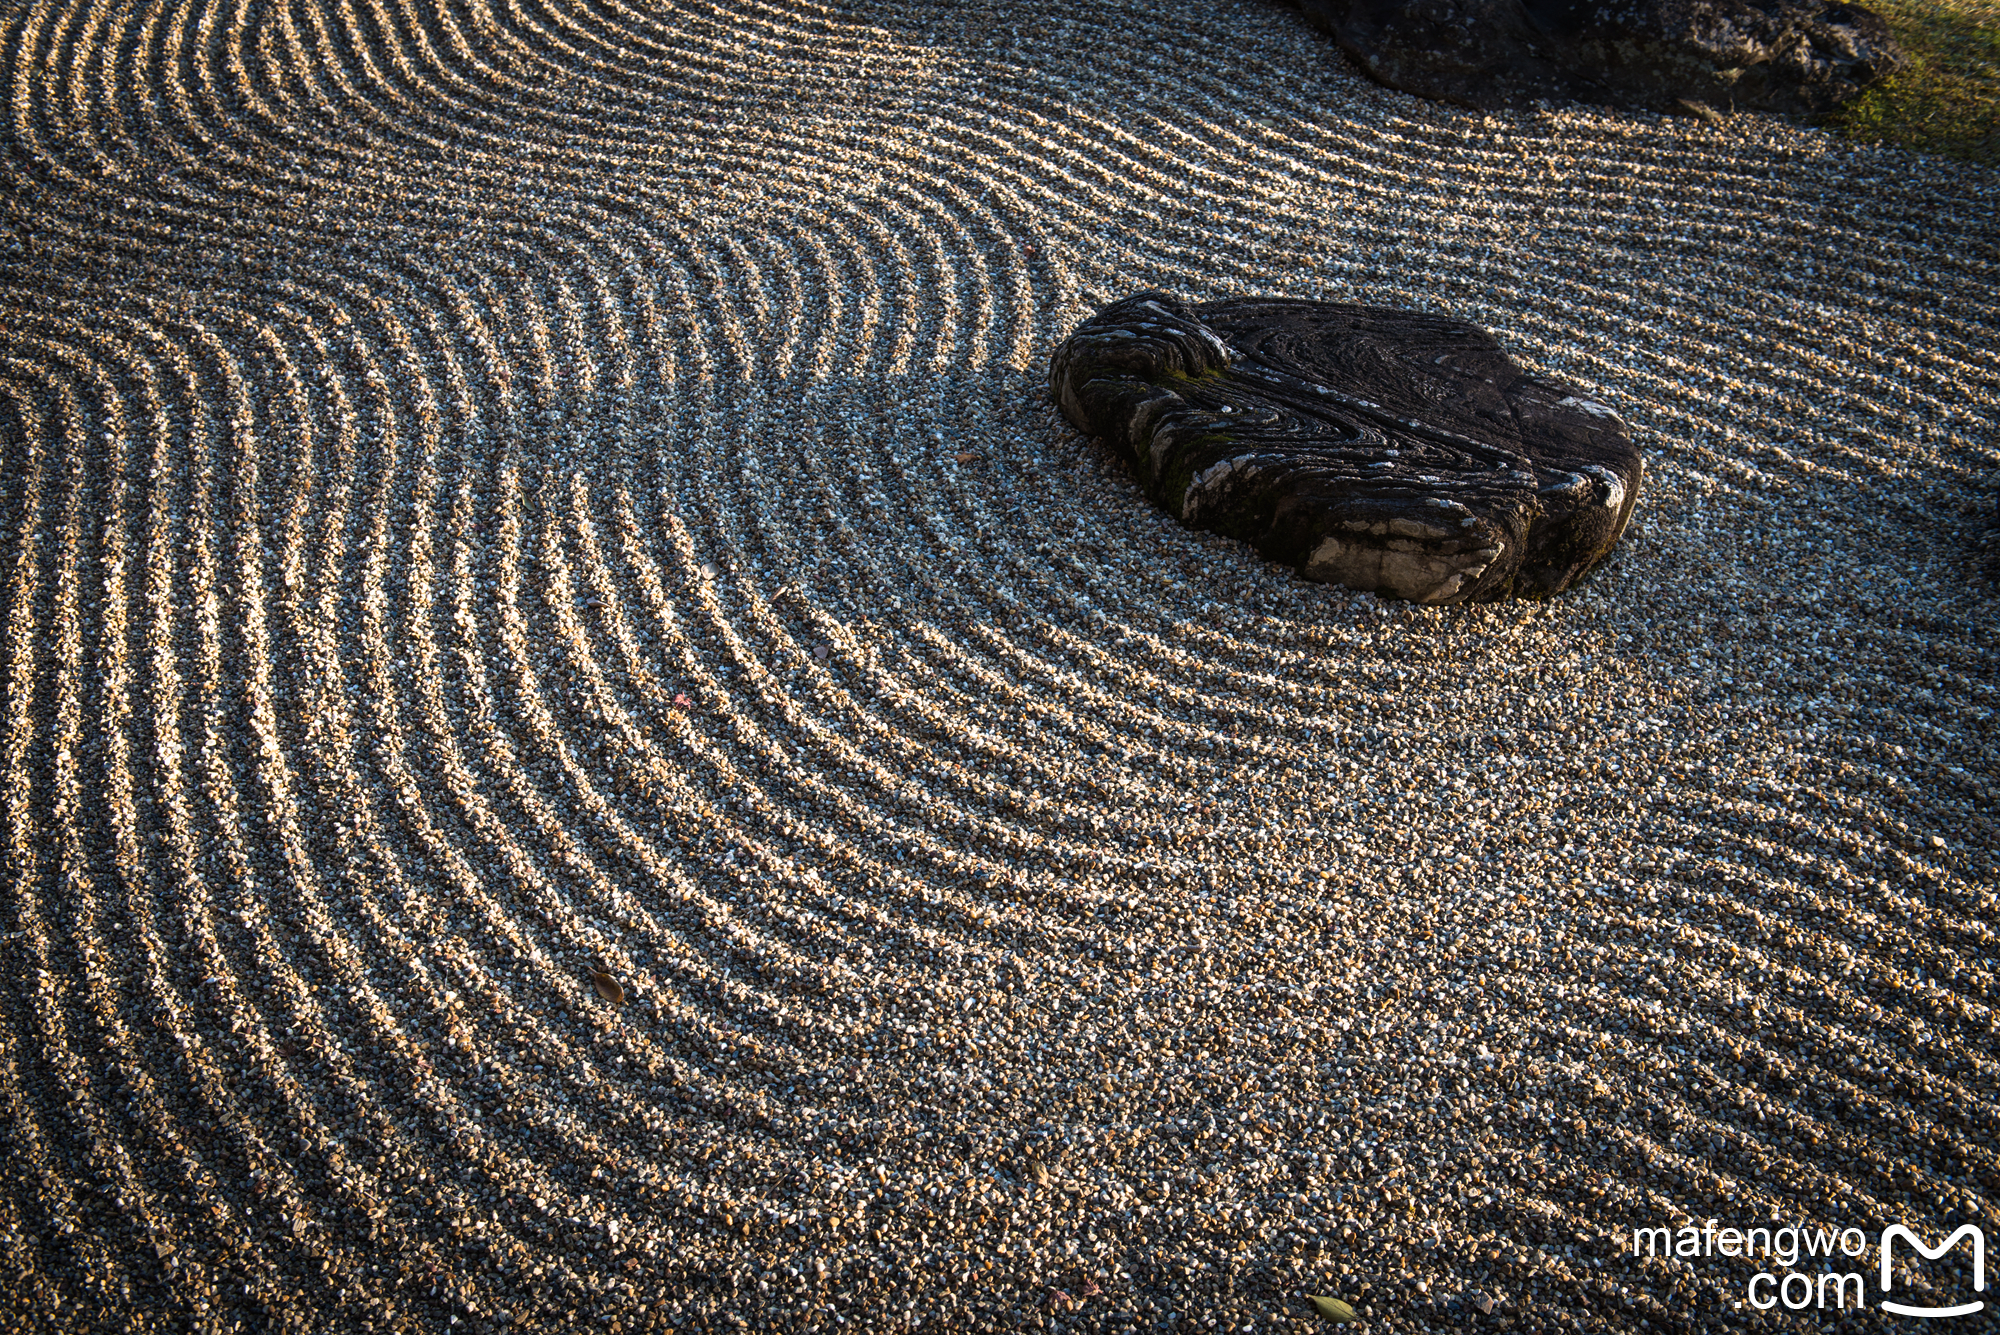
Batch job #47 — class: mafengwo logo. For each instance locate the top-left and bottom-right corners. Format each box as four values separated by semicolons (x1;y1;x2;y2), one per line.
1625;1220;1985;1316
1880;1226;1986;1319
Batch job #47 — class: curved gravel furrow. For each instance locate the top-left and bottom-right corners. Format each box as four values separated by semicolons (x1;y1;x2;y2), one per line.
3;0;1998;1330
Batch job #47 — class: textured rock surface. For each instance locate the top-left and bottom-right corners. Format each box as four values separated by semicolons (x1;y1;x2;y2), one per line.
1290;0;1904;114
1051;293;1644;604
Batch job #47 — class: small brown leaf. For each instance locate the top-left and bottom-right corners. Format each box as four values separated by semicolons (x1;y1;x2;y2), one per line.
1310;1295;1360;1323
1026;1156;1050;1187
955;450;980;463
588;969;625;1005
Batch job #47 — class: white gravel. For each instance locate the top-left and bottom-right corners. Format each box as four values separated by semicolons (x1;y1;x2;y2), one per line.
0;0;1995;1332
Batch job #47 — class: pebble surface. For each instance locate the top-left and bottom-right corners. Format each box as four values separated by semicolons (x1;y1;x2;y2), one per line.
1;0;1996;1332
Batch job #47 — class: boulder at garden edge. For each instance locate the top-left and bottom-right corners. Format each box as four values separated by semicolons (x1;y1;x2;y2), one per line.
1287;0;1904;115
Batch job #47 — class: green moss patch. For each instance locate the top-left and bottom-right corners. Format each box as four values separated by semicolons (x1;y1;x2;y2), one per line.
1827;0;2000;164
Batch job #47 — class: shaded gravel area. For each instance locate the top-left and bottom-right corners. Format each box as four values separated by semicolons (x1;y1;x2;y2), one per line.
0;0;1996;1331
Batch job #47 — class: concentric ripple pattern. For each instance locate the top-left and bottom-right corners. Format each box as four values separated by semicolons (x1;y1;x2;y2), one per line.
1;0;1996;1330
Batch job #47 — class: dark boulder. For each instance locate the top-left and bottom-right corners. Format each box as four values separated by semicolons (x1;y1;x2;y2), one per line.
1289;0;1904;114
1050;293;1643;605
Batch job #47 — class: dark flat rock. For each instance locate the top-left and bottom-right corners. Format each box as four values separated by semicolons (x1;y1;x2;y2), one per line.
1050;293;1643;605
1289;0;1903;114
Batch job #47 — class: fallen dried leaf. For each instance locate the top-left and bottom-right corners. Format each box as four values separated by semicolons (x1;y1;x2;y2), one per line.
588;969;625;1005
1026;1156;1050;1187
955;450;980;462
1310;1295;1360;1323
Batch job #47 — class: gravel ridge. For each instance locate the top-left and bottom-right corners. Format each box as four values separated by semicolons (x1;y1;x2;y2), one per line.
0;0;1996;1332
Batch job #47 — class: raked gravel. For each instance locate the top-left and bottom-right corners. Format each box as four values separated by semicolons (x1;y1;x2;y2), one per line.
0;0;1996;1331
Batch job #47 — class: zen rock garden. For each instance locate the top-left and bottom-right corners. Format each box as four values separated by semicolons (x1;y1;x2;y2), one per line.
1041;0;1907;602
1050;293;1645;604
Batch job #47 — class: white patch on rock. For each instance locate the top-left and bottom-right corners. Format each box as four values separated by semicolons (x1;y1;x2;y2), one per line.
1182;456;1259;520
1305;535;1493;604
1388;516;1451;540
1557;395;1618;418
1581;464;1627;510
